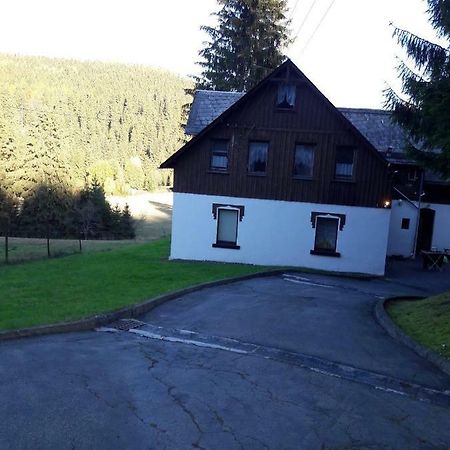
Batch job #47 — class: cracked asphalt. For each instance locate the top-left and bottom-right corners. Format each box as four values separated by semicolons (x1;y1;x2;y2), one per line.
1;265;450;449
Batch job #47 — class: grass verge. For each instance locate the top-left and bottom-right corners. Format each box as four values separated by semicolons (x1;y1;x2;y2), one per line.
0;238;265;331
387;293;450;359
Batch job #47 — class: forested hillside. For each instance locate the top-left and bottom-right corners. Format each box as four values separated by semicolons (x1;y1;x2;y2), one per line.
0;54;191;196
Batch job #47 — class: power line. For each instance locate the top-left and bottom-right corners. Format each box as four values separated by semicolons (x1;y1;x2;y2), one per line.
289;0;302;20
298;0;337;56
293;0;317;42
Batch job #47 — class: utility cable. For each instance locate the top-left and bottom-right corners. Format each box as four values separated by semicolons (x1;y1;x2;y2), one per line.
298;0;336;56
293;0;317;41
289;0;302;20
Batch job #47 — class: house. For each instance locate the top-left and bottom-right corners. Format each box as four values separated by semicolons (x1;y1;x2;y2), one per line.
336;109;450;259
161;59;450;275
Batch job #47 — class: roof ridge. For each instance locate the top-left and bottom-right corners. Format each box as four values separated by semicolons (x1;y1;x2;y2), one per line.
338;107;392;114
196;89;245;95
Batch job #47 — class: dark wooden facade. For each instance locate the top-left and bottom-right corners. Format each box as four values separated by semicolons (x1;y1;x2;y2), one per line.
163;61;391;208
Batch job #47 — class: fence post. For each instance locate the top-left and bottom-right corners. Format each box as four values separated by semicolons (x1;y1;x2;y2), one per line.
4;235;8;264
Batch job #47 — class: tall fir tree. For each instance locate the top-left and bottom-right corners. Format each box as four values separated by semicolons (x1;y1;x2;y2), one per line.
385;0;450;178
197;0;291;91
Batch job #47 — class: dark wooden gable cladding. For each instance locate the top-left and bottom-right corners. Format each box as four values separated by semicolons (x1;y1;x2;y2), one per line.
170;61;390;208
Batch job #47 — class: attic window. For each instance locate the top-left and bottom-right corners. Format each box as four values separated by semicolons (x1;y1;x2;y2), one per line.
335;146;355;179
210;139;229;171
277;84;296;109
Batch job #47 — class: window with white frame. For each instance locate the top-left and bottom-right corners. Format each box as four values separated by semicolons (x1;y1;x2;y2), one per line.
277;84;296;109
212;204;244;249
210;139;229;171
335;146;355;179
293;144;314;177
315;217;339;252
248;141;268;174
310;212;345;257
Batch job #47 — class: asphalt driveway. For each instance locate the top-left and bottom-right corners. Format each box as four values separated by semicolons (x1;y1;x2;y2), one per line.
141;273;449;388
1;268;450;449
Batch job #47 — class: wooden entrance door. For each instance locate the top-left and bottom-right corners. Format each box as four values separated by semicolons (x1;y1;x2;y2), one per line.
416;208;435;254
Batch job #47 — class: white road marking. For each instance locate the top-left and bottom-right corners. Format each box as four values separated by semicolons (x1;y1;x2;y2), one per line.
375;386;407;396
282;275;334;288
129;329;249;354
309;367;342;378
95;327;120;333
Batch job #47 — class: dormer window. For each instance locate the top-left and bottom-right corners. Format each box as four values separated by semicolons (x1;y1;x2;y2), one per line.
277;84;296;109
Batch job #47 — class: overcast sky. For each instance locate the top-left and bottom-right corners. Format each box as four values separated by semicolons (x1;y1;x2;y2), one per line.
0;0;437;108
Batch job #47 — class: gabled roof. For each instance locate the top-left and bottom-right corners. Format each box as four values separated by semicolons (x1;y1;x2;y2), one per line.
184;92;412;164
161;59;388;169
185;90;244;135
338;108;410;162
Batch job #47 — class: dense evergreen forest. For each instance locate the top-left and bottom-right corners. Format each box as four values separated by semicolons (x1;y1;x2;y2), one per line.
0;53;191;197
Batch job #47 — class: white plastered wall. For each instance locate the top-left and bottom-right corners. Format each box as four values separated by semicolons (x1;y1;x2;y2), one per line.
387;200;418;257
170;193;391;276
387;200;450;257
429;203;450;251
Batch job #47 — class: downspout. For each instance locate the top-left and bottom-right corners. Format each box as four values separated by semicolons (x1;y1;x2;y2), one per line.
411;170;424;258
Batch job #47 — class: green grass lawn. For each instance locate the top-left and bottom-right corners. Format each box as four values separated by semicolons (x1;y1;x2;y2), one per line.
387;293;450;359
0;238;265;331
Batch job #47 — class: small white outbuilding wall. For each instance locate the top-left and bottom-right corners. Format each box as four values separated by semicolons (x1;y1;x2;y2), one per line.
170;193;391;276
387;200;418;257
387;200;450;257
430;203;450;251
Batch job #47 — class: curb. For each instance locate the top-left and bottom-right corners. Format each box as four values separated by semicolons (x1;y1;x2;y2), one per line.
0;269;287;342
374;297;450;377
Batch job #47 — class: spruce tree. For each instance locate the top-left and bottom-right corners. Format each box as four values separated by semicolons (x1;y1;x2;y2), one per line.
19;184;72;238
75;179;109;239
385;0;450;177
120;204;135;239
197;0;291;91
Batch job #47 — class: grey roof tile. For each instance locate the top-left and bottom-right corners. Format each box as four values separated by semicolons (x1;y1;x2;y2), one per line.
185;91;410;160
185;90;244;135
338;108;409;158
